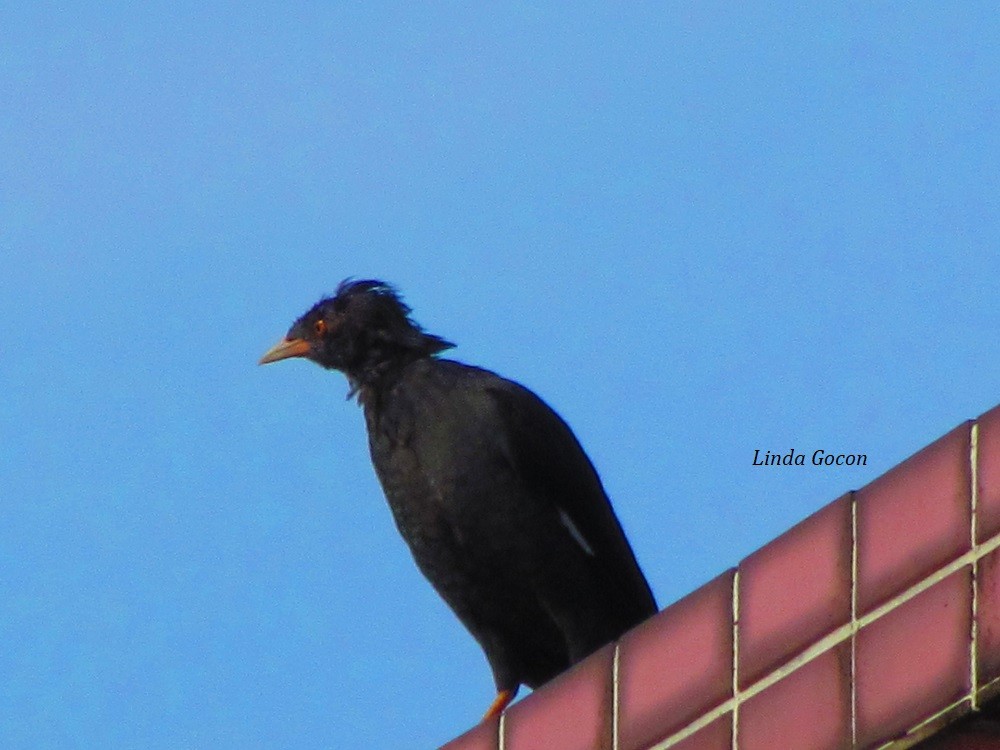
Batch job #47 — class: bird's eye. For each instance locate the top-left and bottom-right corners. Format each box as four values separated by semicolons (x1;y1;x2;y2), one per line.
314;319;327;336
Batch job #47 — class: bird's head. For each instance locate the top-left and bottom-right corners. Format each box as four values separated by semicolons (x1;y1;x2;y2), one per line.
259;279;455;387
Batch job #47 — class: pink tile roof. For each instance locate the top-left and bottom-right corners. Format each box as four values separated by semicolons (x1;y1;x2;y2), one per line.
440;404;1000;750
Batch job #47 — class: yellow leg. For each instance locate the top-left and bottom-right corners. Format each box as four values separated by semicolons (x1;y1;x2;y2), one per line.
483;688;518;721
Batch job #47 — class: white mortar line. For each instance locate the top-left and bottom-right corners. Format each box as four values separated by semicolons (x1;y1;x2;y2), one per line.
732;569;740;750
612;643;620;750
647;525;1000;750
971;421;980;708
872;696;971;750
875;675;1000;749
851;491;858;747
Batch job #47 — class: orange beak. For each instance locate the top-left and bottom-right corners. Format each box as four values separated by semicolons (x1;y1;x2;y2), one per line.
258;337;311;365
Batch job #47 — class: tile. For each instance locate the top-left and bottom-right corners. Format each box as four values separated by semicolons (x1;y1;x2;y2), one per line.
976;405;1000;543
738;644;851;750
618;571;734;750
856;567;972;749
669;715;731;750
439;716;499;750
738;495;852;687
504;645;613;750
857;423;972;615
976;546;1000;686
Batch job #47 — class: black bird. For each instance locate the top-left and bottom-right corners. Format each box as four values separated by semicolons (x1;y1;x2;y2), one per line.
259;279;656;719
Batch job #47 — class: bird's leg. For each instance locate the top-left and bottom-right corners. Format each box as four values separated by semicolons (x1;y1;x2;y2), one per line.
482;688;518;721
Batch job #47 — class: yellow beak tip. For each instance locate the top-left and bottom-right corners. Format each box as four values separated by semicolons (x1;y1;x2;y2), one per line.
258;338;311;365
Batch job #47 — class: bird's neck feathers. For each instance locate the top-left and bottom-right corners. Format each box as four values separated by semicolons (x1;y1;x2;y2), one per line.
343;330;453;402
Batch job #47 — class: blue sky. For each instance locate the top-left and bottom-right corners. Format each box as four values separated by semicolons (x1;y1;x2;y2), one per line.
2;4;998;748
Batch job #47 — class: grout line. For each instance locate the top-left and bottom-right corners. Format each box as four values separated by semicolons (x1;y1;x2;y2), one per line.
854;539;1000;630
979;673;1000;698
612;643;620;750
866;676;1000;750
872;675;1000;750
971;421;980;708
850;490;858;747
732;569;740;750
648;525;1000;750
872;697;971;750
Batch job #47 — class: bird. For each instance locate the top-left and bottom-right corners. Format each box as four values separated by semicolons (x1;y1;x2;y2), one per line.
259;279;657;720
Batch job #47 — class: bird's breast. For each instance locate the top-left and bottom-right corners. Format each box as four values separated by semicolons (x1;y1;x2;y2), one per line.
361;364;550;560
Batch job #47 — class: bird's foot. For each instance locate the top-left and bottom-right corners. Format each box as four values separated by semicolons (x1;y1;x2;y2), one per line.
482;688;518;721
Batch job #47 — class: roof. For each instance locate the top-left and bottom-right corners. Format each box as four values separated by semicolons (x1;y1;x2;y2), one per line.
439;403;1000;750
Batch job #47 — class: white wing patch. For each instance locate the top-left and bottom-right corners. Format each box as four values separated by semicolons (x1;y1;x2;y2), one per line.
558;507;595;556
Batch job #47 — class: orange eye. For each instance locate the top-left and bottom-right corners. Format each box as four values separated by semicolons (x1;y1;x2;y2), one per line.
314;319;327;336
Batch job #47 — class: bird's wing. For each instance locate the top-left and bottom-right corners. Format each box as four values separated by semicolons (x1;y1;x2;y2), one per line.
485;381;656;613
